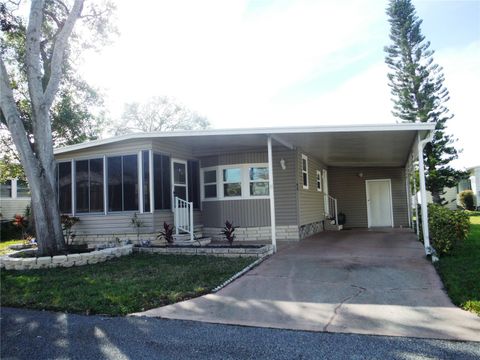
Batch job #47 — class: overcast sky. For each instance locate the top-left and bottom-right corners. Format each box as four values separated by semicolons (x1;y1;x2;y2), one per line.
78;0;480;169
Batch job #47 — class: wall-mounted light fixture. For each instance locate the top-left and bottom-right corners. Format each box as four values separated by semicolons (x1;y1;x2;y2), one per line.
357;172;364;178
280;158;286;170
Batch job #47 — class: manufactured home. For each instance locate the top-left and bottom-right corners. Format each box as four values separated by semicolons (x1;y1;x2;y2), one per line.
53;123;435;253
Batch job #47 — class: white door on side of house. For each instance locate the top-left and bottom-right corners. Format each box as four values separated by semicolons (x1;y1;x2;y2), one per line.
366;179;394;227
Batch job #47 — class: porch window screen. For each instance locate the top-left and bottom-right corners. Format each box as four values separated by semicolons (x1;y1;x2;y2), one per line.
75;158;105;213
153;153;171;210
0;180;12;198
301;154;309;189
249;167;269;196
203;169;217;199
188;160;200;209
57;162;72;213
223;168;242;197
142;151;150;212
107;155;138;212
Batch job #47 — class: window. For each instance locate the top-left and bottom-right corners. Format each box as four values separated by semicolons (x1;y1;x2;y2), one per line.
75;158;105;213
142;151;150;212
153;153;171;210
107;157;122;211
0;180;12;198
76;160;89;212
16;180;30;198
89;158;104;212
107;155;138;212
58;162;72;213
249;166;269;196
201;163;270;200
223;168;242;197
122;155;138;211
301;154;308;189
203;169;217;199
316;170;322;192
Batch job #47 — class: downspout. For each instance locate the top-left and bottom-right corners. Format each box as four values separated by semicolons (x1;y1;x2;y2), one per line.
417;131;434;255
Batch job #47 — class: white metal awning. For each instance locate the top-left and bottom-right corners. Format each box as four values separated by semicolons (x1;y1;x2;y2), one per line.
55;123;434;167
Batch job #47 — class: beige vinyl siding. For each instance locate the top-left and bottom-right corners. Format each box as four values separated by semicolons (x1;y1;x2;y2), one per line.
199;148;298;227
328;167;409;228
297;149;326;226
72;213;154;236
55;139;154;161
0;199;31;219
200;151;267;167
202;199;271;227
153;210;202;231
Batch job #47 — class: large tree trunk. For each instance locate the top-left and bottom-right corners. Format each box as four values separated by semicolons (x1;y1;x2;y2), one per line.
28;164;66;255
0;0;84;256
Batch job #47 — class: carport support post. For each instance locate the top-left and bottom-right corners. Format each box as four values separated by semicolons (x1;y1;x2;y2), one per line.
267;136;277;253
417;134;431;255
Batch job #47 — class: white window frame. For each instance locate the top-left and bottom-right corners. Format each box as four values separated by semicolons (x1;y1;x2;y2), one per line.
316;170;322;192
221;165;243;199
200;163;270;201
201;166;218;200
248;165;270;197
301;154;309;190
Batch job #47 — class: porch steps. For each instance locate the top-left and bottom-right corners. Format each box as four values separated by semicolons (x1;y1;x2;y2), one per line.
324;219;342;231
173;225;211;245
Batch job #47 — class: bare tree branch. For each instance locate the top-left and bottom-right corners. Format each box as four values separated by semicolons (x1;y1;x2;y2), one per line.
44;0;84;109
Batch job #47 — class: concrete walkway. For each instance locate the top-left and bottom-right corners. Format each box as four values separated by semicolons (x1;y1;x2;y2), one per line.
133;230;480;341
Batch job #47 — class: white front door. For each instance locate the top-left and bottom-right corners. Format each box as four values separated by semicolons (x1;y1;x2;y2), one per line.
366;179;393;227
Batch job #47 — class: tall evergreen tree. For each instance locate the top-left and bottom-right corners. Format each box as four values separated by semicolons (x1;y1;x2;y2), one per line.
384;0;468;204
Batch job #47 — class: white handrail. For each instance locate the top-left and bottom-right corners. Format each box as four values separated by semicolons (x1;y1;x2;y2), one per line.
324;194;338;226
174;196;194;242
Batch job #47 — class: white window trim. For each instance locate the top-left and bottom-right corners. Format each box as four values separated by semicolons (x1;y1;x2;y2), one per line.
316;170;322;192
248;165;270;197
301;154;309;190
201;167;218;200
200;163;270;201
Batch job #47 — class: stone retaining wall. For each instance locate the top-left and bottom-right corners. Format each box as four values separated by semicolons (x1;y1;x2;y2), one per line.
0;245;133;271
134;245;273;258
203;226;300;241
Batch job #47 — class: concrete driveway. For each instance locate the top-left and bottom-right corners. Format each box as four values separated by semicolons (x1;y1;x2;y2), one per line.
133;230;480;341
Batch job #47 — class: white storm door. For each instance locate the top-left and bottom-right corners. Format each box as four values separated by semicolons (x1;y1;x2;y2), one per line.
366;179;393;227
172;159;188;203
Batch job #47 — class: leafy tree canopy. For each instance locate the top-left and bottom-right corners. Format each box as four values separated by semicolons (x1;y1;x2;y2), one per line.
112;96;210;136
0;0;115;178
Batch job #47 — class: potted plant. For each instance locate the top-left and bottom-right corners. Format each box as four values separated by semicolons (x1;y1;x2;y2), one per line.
337;212;346;230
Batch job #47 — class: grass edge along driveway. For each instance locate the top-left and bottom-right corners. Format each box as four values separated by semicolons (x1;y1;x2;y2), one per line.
1;253;254;316
437;213;480;316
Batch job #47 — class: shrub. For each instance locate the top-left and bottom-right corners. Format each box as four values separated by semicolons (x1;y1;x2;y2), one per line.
459;190;475;211
157;222;174;244
221;220;236;245
427;204;470;256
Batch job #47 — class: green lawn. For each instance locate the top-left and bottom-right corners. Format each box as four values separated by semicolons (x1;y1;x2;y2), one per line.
437;215;480;315
1;253;254;316
0;239;24;256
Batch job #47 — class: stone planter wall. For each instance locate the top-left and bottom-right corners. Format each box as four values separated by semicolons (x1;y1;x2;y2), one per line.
134;244;273;258
203;226;300;241
0;245;133;271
